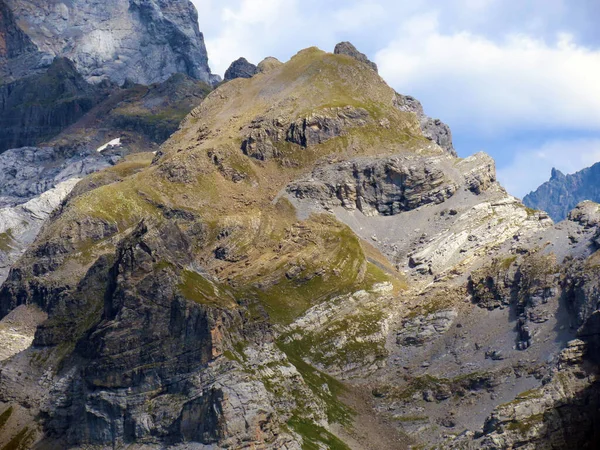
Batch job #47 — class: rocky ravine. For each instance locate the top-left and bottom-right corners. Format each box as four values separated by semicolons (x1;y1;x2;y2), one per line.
0;44;598;450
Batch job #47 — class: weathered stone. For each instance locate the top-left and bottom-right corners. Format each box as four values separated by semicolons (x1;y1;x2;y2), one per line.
394;92;457;156
224;57;258;81
241;106;370;160
397;310;458;347
3;0;216;86
288;155;457;216
334;41;378;72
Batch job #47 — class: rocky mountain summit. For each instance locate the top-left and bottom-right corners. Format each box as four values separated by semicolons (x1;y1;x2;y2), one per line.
334;41;378;72
224;57;259;81
524;164;600;222
0;38;598;450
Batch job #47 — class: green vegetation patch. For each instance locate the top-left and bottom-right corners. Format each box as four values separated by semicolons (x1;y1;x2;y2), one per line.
178;269;236;308
394;415;429;423
500;255;517;270
246;222;367;325
0;406;13;431
1;426;35;450
506;413;544;434
72;176;162;231
278;340;354;426
0;230;15;252
288;417;351;450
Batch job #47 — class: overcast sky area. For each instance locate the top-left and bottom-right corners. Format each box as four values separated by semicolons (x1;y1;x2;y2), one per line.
191;0;600;198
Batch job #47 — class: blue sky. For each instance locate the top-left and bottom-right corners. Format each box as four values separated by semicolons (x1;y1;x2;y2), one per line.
191;0;600;198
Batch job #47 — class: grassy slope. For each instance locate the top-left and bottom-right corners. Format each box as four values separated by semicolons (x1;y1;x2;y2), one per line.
17;46;441;447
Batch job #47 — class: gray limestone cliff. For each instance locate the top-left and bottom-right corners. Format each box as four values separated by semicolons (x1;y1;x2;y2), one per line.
0;0;218;152
2;0;217;86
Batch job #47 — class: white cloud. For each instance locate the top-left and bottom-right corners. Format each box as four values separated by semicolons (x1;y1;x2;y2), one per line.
375;14;600;135
332;2;387;32
198;0;297;74
497;138;600;198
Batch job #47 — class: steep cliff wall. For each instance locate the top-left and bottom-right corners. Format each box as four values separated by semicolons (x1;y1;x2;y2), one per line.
3;0;216;85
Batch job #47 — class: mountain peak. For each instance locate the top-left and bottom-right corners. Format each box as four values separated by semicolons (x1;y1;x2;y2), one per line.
525;162;600;221
551;167;565;180
224;57;258;81
334;41;378;72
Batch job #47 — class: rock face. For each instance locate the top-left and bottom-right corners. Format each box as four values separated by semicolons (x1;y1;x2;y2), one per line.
0;57;112;152
287;154;459;216
394;92;457;156
334;41;378;72
0;0;216;153
224;57;258;81
524;164;600;222
240;106;372;161
1;44;600;450
2;0;216;86
0;0;35;60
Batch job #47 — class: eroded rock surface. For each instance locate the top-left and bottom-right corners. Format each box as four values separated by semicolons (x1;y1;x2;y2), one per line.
241;106;371;161
3;0;216;85
334;41;378;72
224;57;258;81
394;92;457;156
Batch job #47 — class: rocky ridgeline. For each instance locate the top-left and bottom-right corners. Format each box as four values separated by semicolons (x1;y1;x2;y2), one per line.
524;164;600;222
0;39;598;450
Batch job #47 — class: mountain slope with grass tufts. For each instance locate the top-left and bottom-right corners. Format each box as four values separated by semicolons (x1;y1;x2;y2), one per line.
0;44;598;450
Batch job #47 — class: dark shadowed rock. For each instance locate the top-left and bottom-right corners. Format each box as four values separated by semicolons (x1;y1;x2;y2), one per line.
0;57;113;152
224;57;258;81
0;0;36;60
334;41;378;72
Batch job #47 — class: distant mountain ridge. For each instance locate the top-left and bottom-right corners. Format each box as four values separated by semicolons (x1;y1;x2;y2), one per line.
523;164;600;222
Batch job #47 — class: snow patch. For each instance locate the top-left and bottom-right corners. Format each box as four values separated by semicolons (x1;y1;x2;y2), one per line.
97;138;122;153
